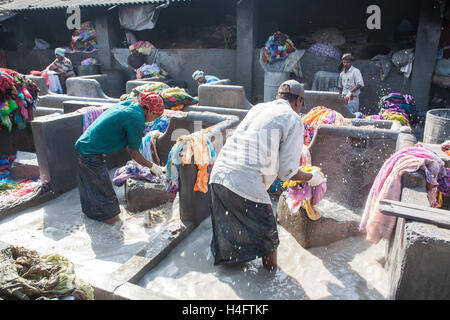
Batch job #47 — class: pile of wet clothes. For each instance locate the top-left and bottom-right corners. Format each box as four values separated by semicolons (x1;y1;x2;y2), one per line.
0;68;39;132
365;93;416;126
262;32;296;64
0;246;94;300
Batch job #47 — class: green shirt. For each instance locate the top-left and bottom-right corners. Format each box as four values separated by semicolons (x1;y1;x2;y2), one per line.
75;101;145;155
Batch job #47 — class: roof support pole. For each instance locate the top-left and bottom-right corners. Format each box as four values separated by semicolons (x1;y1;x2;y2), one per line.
236;0;257;102
410;0;444;117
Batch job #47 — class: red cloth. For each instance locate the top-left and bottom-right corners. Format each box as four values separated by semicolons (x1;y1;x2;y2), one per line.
29;70;49;87
139;91;164;116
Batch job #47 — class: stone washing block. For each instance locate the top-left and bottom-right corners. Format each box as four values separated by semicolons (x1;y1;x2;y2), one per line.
125;178;172;213
387;219;450;300
11;151;40;180
277;193;362;249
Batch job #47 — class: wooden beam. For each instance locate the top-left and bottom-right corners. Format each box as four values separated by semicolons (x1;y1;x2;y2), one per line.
380;199;450;230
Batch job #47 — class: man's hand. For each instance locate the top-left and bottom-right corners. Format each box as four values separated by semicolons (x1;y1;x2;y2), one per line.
308;168;327;187
150;164;165;177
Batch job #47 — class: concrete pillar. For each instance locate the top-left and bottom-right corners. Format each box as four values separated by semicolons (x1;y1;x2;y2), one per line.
410;0;443;116
95;12;112;69
236;0;256;101
15;13;33;73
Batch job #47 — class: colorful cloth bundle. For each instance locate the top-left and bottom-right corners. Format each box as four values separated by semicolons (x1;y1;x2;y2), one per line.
126;82;170;103
360;145;449;244
365;93;416;126
442;140;450;156
381;110;410;126
307;42;342;60
0;177;16;190
0;155;15;179
69;21;98;53
81;58;98;66
282;148;327;221
137;63;169;80
159;87;198;111
112;161;161;187
165;129;216;197
262;32;296;64
5;179;41;199
302;106;345;146
0;68;39;132
378;93;415;123
132;41;156;56
76;106;104;133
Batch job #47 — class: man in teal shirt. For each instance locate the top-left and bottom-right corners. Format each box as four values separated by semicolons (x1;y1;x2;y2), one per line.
75;92;166;225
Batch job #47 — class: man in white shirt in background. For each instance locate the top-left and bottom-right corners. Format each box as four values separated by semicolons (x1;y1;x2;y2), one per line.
338;54;365;115
209;80;326;271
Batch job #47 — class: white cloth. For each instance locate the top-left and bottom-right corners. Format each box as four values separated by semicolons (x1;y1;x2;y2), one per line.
210;99;303;204
346;96;360;114
338;66;364;96
47;73;63;94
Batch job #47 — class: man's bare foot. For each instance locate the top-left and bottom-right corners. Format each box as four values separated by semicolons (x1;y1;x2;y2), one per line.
104;215;120;225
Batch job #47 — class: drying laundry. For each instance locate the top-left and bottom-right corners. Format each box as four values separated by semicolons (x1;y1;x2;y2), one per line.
262;32;296;64
139;130;162;165
112;161;161;187
302;106;345;146
360;145;449;244
165;129;215;197
67;21;98;53
76;106;104;133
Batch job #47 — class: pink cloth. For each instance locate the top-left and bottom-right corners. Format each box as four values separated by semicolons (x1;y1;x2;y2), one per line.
285;147;327;213
76;106;104;133
360;145;446;244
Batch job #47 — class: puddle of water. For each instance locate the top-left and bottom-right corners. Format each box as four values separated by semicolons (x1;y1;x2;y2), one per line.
138;202;388;300
0;169;175;283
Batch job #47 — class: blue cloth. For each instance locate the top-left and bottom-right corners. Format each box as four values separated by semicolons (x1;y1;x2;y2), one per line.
205;75;220;83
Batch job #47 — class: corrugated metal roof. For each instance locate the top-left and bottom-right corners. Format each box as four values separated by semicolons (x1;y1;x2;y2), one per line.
0;0;189;12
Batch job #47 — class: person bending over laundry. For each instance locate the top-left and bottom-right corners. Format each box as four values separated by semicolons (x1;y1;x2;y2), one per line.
74;92;166;225
127;45;146;80
209;80;327;271
192;70;220;85
43;48;76;92
338;53;364;115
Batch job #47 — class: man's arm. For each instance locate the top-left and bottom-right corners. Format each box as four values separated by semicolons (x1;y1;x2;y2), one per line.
127;147;154;169
127;56;136;72
351;84;362;94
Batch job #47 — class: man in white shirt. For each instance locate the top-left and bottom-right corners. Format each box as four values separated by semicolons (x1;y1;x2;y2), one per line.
338;54;364;115
209;80;326;271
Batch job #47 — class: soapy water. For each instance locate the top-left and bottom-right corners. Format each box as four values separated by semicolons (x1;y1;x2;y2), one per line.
138;199;388;300
0;170;176;282
0;169;388;299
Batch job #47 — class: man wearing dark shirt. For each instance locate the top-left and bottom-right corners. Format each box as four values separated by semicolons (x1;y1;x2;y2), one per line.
127;45;146;80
